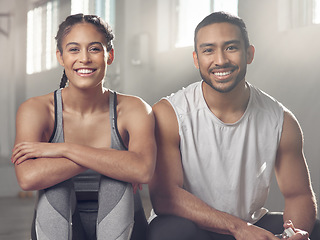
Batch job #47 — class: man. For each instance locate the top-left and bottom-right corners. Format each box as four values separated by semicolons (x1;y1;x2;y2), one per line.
147;12;319;240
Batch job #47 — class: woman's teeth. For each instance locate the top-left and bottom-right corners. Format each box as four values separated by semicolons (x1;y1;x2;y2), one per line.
77;69;94;74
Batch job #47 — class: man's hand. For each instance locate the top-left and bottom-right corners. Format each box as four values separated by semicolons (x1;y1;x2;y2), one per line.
233;222;279;240
284;220;309;240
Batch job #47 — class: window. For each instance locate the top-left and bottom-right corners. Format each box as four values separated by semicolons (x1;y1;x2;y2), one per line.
26;0;59;74
314;0;320;24
157;0;238;51
27;0;115;75
175;0;238;48
71;0;115;28
278;0;320;31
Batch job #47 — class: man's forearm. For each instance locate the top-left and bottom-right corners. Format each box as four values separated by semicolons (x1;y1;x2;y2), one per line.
152;187;247;236
283;194;317;233
151;187;279;240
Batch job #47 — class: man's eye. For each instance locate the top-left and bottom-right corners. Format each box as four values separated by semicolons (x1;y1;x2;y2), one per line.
203;48;213;53
227;46;238;51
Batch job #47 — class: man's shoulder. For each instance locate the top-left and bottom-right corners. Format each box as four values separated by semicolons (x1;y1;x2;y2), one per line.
248;83;285;111
167;81;201;99
247;84;286;127
165;81;202;111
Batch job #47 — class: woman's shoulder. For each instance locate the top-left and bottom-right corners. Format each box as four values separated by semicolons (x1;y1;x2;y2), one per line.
116;92;152;113
17;92;55;121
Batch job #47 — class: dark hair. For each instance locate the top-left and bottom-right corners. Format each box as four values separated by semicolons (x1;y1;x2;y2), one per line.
56;14;114;88
194;11;250;53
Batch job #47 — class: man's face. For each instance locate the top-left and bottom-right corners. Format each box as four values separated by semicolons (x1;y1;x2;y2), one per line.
193;22;254;93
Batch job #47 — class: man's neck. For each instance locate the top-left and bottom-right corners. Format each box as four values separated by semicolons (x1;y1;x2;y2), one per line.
202;81;250;124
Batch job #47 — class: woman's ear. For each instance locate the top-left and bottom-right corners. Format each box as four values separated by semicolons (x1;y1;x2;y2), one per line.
56;50;64;67
107;48;114;65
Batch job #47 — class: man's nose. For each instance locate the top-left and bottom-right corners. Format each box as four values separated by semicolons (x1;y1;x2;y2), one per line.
214;50;229;66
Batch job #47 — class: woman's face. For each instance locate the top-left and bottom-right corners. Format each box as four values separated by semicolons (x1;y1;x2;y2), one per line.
56;22;114;90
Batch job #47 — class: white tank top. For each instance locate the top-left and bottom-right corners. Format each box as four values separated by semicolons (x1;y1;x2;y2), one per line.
166;81;284;223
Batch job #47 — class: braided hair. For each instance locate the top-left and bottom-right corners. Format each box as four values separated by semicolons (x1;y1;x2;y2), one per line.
59;70;68;89
55;14;114;88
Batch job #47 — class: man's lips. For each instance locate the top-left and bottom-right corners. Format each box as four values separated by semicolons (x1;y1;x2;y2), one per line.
210;66;237;77
214;71;232;76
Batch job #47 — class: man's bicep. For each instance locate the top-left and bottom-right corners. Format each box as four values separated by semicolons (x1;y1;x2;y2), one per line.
150;100;183;191
275;111;312;198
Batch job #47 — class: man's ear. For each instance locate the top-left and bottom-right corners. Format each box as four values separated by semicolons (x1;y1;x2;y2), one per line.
246;45;255;64
107;48;114;65
193;51;200;69
56;50;64;67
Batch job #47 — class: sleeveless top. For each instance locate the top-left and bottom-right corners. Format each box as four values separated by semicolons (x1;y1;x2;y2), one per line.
49;89;127;197
33;89;136;240
165;81;285;223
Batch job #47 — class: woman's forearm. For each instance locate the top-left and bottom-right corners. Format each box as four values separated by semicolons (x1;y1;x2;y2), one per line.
15;156;86;191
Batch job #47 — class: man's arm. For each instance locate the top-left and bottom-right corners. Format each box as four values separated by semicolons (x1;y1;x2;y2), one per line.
149;99;279;240
275;110;317;234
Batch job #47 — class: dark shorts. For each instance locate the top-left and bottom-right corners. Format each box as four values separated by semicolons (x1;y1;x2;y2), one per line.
147;213;320;240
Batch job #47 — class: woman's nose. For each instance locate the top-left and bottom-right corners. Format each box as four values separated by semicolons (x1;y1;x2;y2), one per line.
79;51;91;64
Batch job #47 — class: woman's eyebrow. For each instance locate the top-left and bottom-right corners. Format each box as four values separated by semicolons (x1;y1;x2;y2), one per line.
65;41;104;47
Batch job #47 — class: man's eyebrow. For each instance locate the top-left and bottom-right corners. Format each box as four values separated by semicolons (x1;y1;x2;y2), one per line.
199;43;215;49
198;40;241;49
225;40;241;45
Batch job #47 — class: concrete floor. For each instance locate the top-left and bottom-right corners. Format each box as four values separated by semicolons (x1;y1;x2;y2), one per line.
0;190;152;240
0;196;35;240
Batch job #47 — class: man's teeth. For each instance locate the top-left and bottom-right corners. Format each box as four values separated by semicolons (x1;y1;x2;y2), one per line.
215;71;232;76
77;69;93;74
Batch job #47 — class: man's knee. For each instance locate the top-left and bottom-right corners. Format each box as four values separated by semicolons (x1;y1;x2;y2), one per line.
310;218;320;240
147;215;200;240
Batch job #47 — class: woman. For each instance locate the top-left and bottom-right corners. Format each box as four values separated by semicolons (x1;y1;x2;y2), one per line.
11;14;156;240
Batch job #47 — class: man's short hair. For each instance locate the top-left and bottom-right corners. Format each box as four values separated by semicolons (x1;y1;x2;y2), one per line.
194;11;250;52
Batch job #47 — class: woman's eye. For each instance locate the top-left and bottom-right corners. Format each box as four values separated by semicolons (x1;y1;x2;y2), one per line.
68;48;79;52
89;47;102;52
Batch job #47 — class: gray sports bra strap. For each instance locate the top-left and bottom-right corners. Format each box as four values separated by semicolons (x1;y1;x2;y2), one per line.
109;91;127;151
49;89;64;143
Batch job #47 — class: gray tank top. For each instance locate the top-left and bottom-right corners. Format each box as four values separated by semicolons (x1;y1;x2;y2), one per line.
49;89;127;196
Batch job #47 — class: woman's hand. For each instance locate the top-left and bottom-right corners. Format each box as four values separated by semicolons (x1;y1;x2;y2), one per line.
132;183;143;194
12;142;66;165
